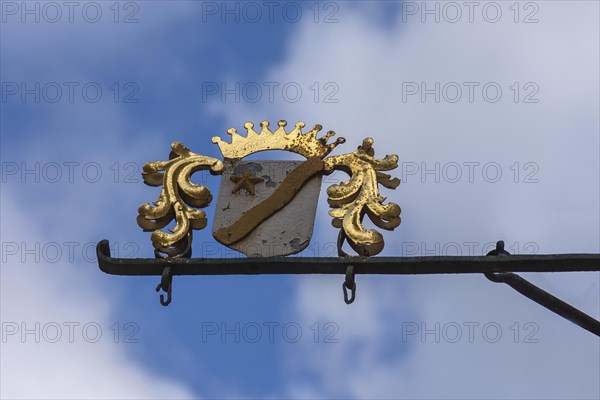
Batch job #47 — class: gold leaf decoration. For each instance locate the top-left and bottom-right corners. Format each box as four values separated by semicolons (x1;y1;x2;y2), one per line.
137;142;223;257
323;138;401;256
212;120;345;160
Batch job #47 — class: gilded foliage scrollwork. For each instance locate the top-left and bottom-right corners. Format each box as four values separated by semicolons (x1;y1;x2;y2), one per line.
137;142;223;257
323;138;401;256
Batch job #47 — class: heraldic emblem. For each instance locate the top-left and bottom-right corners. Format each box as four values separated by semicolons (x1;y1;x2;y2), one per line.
99;121;600;331
137;120;401;258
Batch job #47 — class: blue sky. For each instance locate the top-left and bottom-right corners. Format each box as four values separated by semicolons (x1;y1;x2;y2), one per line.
1;1;599;399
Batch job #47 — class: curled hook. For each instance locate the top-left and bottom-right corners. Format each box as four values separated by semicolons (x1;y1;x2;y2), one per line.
155;266;172;306
484;240;511;282
342;265;356;304
337;229;350;258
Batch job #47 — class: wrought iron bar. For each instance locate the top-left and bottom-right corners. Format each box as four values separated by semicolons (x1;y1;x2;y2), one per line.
486;271;600;336
97;240;600;335
483;241;600;335
97;240;599;276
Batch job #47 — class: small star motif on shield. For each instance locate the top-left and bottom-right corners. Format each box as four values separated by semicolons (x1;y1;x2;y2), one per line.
230;170;264;195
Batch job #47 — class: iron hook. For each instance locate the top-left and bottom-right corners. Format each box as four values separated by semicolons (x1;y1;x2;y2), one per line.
343;265;356;304
155;266;172;306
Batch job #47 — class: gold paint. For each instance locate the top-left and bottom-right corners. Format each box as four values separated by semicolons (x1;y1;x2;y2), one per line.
138;121;400;258
212;120;345;160
323;138;401;257
214;157;325;246
137;141;223;257
230;171;264;195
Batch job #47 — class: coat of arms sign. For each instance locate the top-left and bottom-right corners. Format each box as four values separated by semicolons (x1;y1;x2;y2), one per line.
97;119;599;337
136;120;401;259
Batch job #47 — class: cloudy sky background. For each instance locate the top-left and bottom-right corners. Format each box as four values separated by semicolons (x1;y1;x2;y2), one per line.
1;1;599;399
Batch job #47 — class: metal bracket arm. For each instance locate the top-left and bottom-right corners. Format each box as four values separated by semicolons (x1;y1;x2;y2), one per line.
97;239;600;336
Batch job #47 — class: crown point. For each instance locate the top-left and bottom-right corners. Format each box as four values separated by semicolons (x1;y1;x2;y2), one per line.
336;137;346;144
213;120;345;159
260;120;272;135
321;130;335;142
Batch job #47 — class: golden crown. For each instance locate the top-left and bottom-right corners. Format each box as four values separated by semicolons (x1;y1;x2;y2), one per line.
212;120;346;159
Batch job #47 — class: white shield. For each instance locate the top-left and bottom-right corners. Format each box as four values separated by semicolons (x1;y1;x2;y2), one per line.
212;160;322;257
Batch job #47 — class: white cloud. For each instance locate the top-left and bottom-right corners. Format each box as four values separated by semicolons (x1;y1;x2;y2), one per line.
1;191;195;399
0;5;201;397
214;2;600;398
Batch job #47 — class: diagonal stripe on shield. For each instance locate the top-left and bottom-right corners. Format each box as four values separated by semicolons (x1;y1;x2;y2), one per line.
212;159;323;257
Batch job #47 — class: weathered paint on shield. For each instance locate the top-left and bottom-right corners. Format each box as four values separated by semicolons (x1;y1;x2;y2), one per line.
212;160;322;257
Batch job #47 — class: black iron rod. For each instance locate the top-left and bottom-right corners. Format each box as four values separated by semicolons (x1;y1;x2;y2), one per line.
97;240;600;276
486;272;600;336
